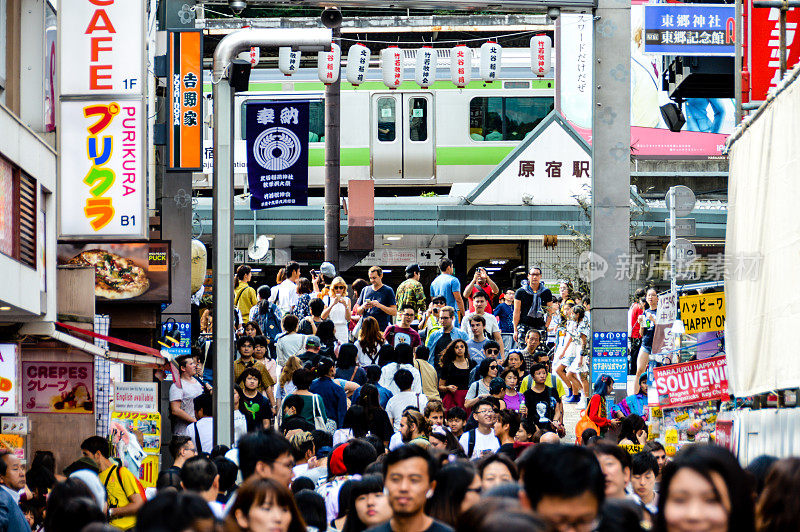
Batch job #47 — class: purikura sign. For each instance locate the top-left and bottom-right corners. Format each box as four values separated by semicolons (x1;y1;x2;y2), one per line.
653;356;729;408
59;0;145;96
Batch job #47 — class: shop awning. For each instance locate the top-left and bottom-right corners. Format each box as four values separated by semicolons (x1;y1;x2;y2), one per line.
18;321;166;368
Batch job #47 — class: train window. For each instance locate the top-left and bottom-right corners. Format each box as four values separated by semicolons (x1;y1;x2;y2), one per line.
377;97;396;142
408;98;427;142
240;100;325;142
468;96;554;141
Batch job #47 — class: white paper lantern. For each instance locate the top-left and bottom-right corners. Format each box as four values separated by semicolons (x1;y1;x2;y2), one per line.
278;47;301;76
414;46;436;88
530;35;552;77
479;41;502;83
450;45;471;88
238;46;260;66
317;42;341;85
346;43;370;86
380;46;403;90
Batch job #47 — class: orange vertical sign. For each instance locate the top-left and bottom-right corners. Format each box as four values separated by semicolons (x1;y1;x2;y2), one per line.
168;31;203;170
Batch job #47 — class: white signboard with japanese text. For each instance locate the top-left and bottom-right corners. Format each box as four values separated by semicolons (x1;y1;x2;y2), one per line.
471;112;592;206
59;0;145;96
59;100;146;238
558;13;593;131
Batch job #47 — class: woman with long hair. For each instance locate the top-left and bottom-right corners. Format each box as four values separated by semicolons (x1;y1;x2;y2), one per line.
276;355;302;405
341;475;392;532
427;461;482;527
225;477;306;532
438;339;476;411
430;426;466;456
464;358;500;410
335;343;367;385
617;414;648;445
756;457;800;532
234;264;258;322
554;304;589;406
655;444;755;532
356;384;393;445
636;288;659;393
355;316;385;366
322;276;353;344
315;320;339;360
587;374;620;436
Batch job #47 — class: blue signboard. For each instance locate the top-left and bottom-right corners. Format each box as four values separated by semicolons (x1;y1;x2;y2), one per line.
160;321;191;356
643;4;735;56
245;101;310;209
591;331;628;391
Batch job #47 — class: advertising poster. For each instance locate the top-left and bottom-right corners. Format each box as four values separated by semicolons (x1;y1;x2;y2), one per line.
749;5;800;102
643;4;736;56
22;361;94;414
653;356;729;408
110;412;162;488
59;100;145;238
0;344;18;414
113;382;159;413
591;332;628;391
651;291;678;358
245;101;310;209
57;242;170;303
0;435;24;462
659;401;718;456
558;5;736;159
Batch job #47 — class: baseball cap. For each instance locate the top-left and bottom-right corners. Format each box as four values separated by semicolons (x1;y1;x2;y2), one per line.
306;335;321;349
320;262;336;278
405;263;421;275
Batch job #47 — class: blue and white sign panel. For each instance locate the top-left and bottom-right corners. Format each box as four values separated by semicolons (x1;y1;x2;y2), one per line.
591;331;628;391
643;4;735;56
246;101;310;209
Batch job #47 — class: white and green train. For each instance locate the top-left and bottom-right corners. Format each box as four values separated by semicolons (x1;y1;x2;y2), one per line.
201;48;555;187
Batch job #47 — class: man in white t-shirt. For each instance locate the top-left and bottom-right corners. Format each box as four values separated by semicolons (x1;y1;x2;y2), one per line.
459;399;500;460
385;369;428;431
461;291;505;356
183;394;214;454
276;261;301;314
169;354;205;435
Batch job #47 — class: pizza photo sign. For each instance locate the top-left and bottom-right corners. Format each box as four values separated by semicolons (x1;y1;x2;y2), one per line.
57;241;171;303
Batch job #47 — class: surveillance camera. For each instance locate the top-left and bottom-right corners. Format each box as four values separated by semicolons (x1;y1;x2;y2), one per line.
230;0;247;15
547;7;561;20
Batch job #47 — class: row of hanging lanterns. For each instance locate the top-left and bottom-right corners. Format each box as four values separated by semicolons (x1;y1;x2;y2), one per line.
276;35;551;89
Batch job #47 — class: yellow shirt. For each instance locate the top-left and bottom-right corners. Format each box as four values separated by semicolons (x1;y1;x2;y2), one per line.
99;464;140;530
519;373;566;397
235;282;258;322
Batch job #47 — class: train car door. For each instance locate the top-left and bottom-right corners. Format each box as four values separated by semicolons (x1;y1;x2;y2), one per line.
371;92;434;180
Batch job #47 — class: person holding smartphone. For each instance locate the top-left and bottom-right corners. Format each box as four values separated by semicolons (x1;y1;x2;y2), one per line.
463;267;499;314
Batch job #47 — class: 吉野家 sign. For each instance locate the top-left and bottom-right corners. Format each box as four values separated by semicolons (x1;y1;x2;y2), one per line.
643;4;735;56
653;355;729;408
0;344;18;414
591;332;628;391
22;361;94;414
113;382;159;413
246;101;310;210
59;0;145;96
680;292;725;334
168;31;203;171
59;100;146;238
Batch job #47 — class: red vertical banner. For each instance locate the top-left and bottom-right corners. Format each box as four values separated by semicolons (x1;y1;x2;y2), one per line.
749;4;800;102
168;31;203;171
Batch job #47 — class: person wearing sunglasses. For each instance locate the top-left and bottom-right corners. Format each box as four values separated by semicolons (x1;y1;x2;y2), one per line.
464;359;500;410
321;276;352;345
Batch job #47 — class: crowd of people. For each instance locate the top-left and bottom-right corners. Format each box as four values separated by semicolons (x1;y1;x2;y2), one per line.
2;259;799;531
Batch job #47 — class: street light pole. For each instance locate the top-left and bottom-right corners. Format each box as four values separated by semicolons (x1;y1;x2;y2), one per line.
211;28;332;447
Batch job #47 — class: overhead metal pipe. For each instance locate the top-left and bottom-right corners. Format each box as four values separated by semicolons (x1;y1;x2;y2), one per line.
212;28;332;81
212;28;332;447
